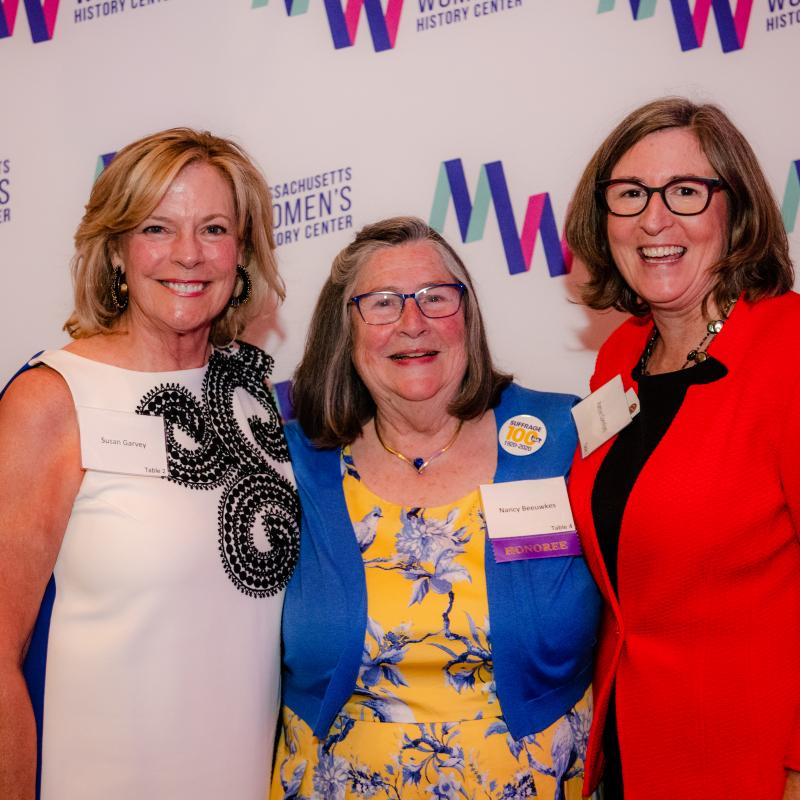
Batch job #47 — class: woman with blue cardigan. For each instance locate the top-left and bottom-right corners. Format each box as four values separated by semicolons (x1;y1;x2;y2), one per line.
270;216;600;800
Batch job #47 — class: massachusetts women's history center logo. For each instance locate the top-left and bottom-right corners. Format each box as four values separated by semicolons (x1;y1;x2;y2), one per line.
429;158;572;279
272;166;353;247
254;0;526;51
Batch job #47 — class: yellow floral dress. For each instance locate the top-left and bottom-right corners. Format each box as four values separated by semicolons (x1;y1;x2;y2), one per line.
271;450;593;800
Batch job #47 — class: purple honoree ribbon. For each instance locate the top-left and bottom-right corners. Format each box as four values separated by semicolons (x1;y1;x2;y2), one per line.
492;530;581;562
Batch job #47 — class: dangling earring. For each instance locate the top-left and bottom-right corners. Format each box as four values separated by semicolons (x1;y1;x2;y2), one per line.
110;266;128;311
229;264;251;307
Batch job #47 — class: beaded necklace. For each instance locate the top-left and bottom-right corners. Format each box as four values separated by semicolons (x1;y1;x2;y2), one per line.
640;299;736;376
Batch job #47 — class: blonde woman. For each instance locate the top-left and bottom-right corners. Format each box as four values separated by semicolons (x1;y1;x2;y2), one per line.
0;129;299;800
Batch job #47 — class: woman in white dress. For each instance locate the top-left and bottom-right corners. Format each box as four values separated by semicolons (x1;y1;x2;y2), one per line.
0;128;299;800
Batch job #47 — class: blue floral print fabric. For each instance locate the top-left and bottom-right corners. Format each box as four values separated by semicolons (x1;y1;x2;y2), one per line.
270;456;593;800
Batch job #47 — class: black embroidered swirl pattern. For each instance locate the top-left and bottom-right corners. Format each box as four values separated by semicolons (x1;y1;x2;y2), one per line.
205;342;290;470
136;383;235;489
137;342;299;598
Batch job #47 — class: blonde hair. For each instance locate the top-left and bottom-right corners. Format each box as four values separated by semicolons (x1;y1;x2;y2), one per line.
65;127;282;344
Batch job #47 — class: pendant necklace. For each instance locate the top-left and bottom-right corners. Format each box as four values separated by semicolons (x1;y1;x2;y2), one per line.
374;416;464;475
640;299;736;376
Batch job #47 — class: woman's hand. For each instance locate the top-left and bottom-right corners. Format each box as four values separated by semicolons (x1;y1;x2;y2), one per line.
0;366;83;800
784;769;800;799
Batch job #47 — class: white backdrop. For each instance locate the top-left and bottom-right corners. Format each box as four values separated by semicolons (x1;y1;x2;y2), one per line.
2;0;798;408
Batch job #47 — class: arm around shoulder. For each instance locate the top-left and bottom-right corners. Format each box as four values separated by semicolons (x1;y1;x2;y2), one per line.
0;366;83;799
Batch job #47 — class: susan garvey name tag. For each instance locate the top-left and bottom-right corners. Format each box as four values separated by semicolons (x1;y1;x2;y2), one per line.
479;477;581;562
77;406;168;477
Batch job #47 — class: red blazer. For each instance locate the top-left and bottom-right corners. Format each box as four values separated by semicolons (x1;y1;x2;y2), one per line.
569;294;800;799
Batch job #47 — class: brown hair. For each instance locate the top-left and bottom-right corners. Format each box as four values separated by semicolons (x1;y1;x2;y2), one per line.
65;127;282;344
292;216;512;446
565;96;793;315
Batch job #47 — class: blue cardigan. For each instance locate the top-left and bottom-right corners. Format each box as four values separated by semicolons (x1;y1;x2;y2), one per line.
282;383;601;740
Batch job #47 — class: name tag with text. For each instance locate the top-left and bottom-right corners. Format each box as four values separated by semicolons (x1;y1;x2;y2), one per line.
571;375;640;458
480;477;580;562
77;407;169;477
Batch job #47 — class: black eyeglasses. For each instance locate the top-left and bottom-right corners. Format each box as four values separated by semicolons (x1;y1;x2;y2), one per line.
597;176;726;217
349;283;467;325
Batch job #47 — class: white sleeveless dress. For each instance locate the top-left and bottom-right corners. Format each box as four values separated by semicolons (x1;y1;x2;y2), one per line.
24;341;299;800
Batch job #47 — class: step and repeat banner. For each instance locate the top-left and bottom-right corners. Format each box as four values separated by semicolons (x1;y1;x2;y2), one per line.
2;0;798;407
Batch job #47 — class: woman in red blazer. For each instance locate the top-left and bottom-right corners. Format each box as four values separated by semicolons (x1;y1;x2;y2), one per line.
565;97;800;800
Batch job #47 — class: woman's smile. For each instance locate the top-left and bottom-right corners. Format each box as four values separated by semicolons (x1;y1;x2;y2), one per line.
159;280;208;296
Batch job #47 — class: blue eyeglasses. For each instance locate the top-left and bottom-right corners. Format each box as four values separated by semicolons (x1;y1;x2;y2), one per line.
349;283;467;325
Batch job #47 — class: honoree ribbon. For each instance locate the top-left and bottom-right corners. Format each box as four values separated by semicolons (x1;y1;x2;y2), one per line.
491;530;581;563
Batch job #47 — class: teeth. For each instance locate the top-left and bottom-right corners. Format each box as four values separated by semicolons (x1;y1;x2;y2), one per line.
640;246;685;258
162;281;204;294
391;352;435;360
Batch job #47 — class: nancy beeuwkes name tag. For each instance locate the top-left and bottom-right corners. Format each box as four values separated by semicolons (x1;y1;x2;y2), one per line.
479;477;580;562
77;406;168;477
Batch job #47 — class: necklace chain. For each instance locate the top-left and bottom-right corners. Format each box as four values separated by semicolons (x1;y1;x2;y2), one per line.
374;417;464;475
640;299;736;376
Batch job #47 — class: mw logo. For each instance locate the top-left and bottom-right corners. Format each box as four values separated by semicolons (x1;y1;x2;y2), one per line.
782;160;800;234
253;0;403;52
597;0;753;53
430;159;572;278
0;0;59;43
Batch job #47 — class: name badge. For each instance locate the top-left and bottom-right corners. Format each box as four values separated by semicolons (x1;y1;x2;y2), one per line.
480;477;581;562
77;407;169;477
571;375;640;458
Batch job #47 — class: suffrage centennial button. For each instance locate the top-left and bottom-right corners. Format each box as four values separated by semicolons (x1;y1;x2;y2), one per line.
498;415;546;456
